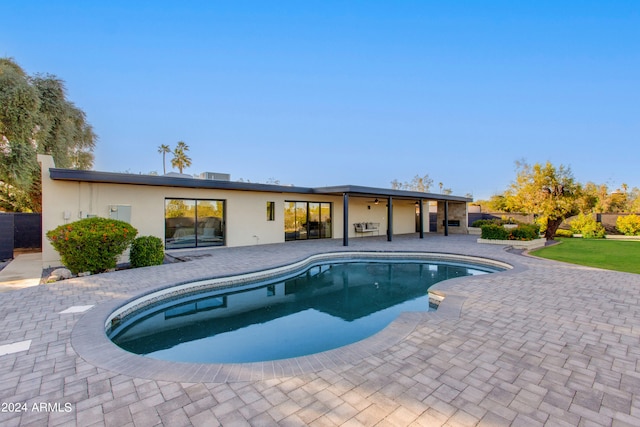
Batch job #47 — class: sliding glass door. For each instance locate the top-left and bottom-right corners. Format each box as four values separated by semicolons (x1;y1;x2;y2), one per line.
284;201;332;241
308;202;320;239
320;203;332;238
165;198;225;249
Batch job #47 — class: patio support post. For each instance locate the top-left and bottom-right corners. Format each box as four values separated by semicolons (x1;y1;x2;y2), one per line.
343;193;349;246
387;196;393;241
419;198;424;238
444;201;449;236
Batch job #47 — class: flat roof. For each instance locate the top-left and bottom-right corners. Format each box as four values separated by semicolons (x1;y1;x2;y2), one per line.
48;168;472;203
314;185;471;203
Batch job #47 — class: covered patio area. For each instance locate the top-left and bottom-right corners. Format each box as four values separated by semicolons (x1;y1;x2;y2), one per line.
312;185;471;246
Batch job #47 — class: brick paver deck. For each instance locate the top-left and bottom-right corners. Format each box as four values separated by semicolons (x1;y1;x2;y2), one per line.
1;234;639;426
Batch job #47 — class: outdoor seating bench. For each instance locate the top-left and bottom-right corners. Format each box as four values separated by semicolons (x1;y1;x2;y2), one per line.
354;222;380;236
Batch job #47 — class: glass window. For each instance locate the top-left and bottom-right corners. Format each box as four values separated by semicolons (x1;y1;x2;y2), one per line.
266;201;275;221
284;202;297;241
295;202;308;240
320;203;332;238
165;199;196;249
196;200;224;248
165;198;225;249
284;201;332;241
308;203;320;239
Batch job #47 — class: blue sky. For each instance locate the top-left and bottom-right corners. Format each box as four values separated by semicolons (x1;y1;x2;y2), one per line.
2;1;638;200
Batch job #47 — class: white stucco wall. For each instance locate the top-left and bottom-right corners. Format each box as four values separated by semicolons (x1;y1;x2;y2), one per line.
393;199;420;235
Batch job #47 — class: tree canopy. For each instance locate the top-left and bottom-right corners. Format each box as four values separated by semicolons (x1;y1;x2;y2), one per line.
391;174;433;192
482;166;640;218
578;182;639;214
501;161;582;239
0;58;96;212
171;141;192;174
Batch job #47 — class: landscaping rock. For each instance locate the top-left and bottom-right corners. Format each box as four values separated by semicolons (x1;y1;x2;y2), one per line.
47;268;72;282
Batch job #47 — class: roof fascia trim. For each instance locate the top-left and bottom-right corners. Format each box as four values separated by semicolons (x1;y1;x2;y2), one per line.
48;168;316;194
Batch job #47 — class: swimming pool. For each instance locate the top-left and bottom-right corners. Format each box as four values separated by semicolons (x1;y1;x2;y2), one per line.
107;254;503;363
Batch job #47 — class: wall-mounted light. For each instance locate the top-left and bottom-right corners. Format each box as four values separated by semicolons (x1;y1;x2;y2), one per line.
374;198;379;205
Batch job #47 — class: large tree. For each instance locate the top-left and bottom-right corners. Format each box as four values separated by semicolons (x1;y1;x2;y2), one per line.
0;58;41;212
502;161;582;240
32;74;95;169
0;58;96;212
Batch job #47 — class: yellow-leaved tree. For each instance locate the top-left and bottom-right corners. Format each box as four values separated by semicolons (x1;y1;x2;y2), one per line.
502;161;582;240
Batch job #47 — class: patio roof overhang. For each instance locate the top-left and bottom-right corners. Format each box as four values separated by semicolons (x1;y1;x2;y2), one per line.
312;185;472;203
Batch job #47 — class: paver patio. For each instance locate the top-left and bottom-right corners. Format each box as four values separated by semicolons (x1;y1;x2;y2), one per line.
1;234;639;426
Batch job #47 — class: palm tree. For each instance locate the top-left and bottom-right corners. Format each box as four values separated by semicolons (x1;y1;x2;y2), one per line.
157;144;171;174
171;141;192;174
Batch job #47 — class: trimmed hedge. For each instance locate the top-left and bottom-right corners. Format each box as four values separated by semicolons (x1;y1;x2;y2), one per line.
510;224;540;241
47;217;137;274
130;236;165;268
472;218;517;228
472;219;501;228
481;223;540;241
481;224;510;240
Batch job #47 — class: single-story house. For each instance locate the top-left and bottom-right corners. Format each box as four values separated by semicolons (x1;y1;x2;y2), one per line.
39;155;471;268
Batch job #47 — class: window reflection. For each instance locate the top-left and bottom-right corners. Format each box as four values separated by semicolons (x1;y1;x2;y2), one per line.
295;202;308;240
165;199;225;249
284;202;297;241
320;203;332;238
309;203;320;239
196;200;224;247
284;201;332;241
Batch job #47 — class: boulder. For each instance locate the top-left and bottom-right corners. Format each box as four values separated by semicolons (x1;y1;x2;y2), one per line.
47;268;72;282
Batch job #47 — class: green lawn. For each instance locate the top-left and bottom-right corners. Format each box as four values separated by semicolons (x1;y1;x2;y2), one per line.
530;238;640;274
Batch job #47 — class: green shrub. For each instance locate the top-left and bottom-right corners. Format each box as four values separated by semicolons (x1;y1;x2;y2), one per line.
554;229;573;238
472;218;521;227
569;213;605;239
481;223;540;241
47;217;138;274
472;219;500;227
481;224;510;240
616;214;640;236
510;224;540;241
130;236;165;268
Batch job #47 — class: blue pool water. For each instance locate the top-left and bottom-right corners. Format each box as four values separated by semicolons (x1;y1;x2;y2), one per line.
109;259;497;363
